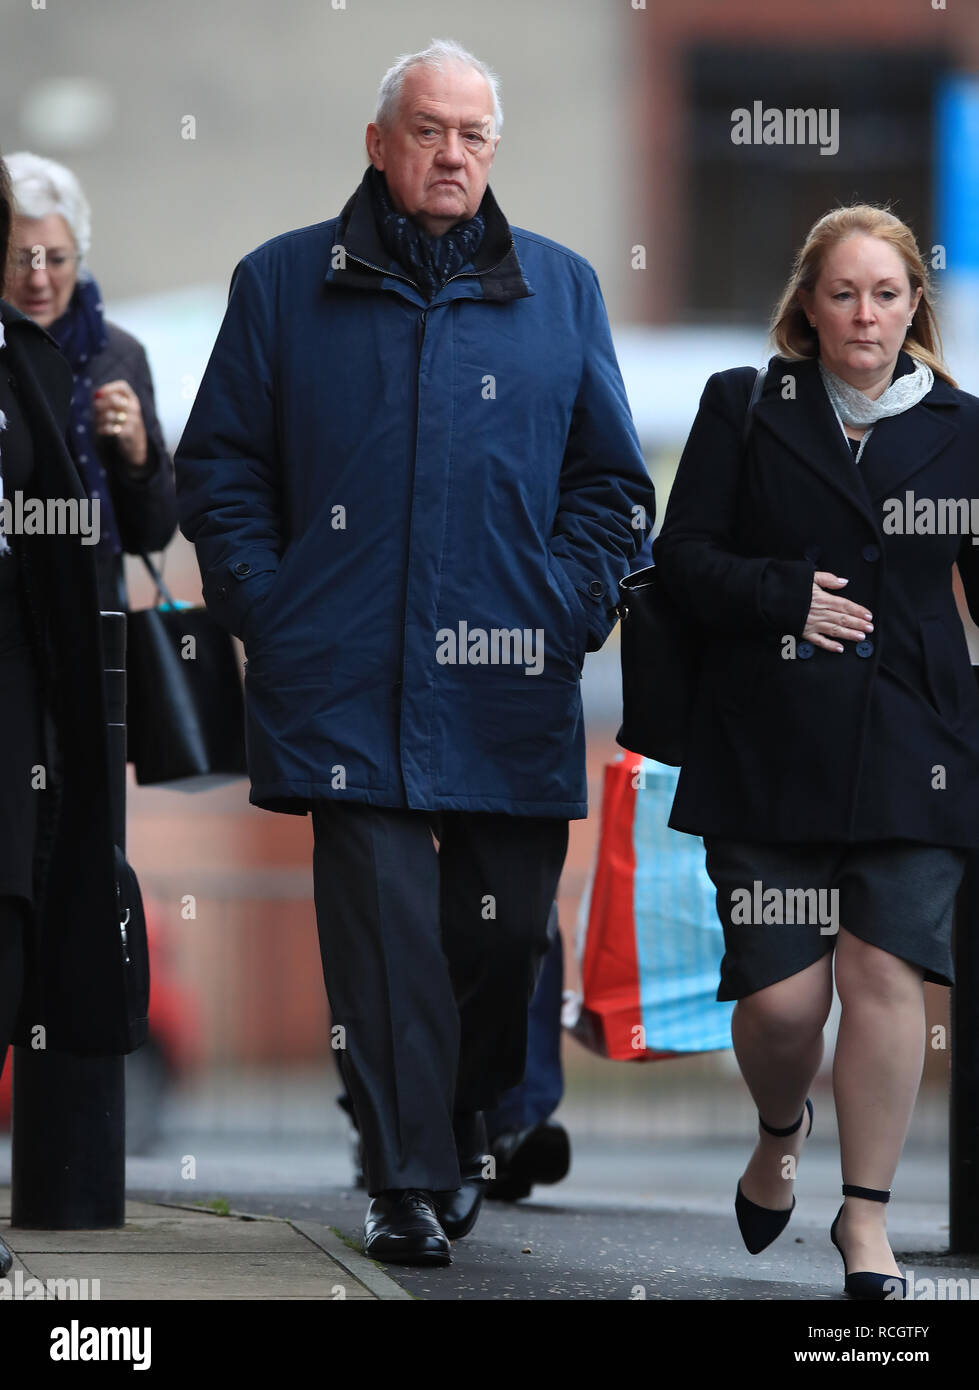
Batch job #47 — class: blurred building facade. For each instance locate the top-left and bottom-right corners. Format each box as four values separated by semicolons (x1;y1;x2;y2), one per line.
636;0;979;325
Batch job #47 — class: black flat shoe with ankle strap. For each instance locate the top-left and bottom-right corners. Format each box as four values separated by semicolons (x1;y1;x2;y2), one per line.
735;1097;814;1254
830;1184;907;1300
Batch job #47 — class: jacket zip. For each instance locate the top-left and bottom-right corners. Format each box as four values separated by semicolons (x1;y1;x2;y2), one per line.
341;251;418;289
337;241;517;794
438;245;512;291
342;240;516;297
394;306;427;752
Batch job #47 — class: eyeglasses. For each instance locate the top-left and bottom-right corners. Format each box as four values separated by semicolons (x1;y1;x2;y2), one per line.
7;249;80;277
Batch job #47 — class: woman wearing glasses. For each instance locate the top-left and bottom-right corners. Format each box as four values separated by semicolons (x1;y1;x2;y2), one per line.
4;151;175;610
653;204;979;1299
0;153;134;1277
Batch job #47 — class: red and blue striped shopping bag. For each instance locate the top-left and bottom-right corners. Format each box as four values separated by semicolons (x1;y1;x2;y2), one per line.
566;750;733;1061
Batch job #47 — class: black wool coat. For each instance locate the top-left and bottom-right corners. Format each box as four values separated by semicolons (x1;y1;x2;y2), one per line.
652;350;979;847
0;298;130;1054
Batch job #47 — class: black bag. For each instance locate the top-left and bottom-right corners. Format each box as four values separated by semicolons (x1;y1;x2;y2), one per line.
615;567;691;765
126;553;249;789
115;844;150;1053
616;366;767;766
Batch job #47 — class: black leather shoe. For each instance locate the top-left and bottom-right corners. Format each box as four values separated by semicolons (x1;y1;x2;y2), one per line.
433;1111;489;1240
0;1235;12;1278
485;1120;571;1202
433;1178;487;1240
363;1190;451;1266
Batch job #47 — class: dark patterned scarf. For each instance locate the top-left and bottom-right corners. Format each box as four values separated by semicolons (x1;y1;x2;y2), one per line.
48;274;122;554
368;165;485;302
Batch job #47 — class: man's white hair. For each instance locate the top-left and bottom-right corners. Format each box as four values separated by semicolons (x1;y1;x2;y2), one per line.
4;150;92;264
376;38;503;136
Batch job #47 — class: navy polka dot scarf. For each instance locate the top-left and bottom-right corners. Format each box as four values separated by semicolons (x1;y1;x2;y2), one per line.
369;166;485;303
48;274;122;555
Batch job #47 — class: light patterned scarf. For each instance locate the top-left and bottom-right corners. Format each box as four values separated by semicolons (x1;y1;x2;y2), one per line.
818;357;934;465
819;357;934;426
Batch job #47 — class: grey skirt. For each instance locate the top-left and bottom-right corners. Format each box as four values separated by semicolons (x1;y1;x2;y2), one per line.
703;838;967;1001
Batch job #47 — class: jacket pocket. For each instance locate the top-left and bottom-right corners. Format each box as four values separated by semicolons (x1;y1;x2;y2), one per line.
241;547;300;651
919;614;979;728
546;553;588;666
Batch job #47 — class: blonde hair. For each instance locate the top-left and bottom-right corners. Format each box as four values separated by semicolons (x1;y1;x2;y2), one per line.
770;204;955;388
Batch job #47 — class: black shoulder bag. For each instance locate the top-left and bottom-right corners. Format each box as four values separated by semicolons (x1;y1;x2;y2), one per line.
616;366;767;766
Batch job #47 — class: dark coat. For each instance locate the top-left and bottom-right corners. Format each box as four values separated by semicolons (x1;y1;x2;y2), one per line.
176;168;654;818
85;321;177;611
652;350;979;847
0;298;130;1055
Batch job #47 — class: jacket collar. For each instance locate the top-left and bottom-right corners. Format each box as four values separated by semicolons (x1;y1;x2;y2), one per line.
755;351;960;529
0;295;60;347
324;165;534;306
0;296;79;486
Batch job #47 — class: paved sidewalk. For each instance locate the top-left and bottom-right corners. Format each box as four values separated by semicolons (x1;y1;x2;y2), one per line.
0;1188;411;1301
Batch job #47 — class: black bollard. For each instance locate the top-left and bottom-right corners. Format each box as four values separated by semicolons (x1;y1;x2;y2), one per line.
10;611;128;1229
950;844;979;1252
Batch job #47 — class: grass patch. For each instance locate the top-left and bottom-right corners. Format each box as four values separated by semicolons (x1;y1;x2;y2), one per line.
193;1197;232;1217
329;1224;365;1255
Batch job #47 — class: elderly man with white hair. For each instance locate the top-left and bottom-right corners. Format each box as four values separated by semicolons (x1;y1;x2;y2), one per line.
177;39;653;1266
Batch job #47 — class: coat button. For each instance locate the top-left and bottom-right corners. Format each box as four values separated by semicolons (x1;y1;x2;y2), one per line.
797;641;814;659
234;561;252;576
856;640;874;657
216;585;229;599
588;580;605;597
862;545;880;562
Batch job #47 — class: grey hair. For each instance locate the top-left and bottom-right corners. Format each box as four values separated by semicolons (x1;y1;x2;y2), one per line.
3;150;92;264
376;38;503;136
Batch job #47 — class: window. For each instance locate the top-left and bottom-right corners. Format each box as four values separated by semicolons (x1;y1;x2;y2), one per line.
683;45;947;321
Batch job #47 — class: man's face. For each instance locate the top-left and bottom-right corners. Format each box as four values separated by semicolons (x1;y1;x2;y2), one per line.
366;62;500;238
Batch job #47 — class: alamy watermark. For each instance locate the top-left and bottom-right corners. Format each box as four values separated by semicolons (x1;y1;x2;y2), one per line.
731;881;839;936
731;101;839;156
0;1270;100;1299
435;621;545;676
0;492;101;546
50;1319;150;1369
887;1269;979;1300
882;492;979;542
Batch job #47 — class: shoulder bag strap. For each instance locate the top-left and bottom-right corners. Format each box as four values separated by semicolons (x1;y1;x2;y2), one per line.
138;552;178;611
743;365;767;448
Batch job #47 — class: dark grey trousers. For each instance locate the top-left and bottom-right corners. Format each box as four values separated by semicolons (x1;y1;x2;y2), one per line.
311;800;568;1195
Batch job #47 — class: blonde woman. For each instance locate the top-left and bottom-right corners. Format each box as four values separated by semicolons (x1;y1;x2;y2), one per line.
653;205;979;1299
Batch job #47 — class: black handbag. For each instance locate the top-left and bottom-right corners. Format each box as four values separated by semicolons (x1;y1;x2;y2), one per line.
616;366;767;766
126;553;249;789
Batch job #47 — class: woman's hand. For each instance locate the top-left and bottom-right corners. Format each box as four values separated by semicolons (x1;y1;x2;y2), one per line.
802;571;873;653
93;380;147;467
